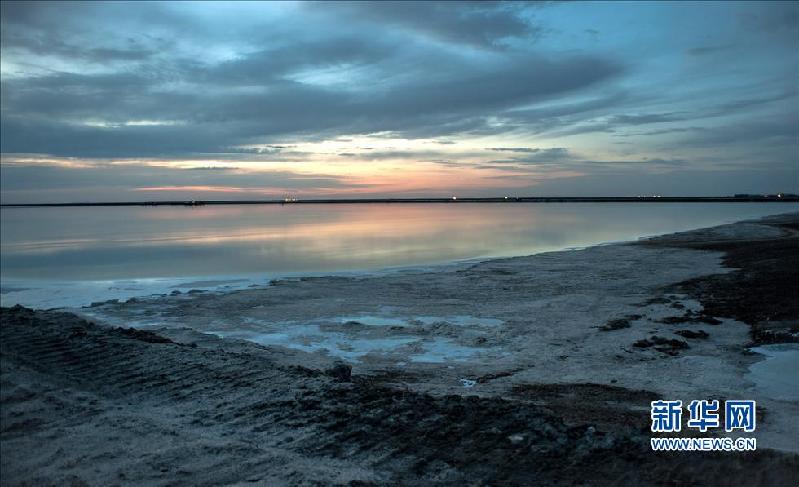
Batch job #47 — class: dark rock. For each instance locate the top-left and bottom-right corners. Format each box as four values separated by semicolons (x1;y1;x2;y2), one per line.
660;310;722;325
675;329;709;339
599;318;631;331
599;314;643;331
325;361;352;382
697;314;722;325
632;335;689;355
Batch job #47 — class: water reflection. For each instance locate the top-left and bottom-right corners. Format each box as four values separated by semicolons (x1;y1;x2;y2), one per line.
1;203;795;280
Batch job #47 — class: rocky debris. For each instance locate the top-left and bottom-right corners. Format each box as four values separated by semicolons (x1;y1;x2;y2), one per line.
751;321;799;344
599;318;631;331
632;335;689;355
641;296;671;306
4;307;799;485
675;329;710;339
660;310;722;325
598;314;643;331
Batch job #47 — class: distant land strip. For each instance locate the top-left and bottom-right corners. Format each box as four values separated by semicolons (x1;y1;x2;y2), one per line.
2;195;798;207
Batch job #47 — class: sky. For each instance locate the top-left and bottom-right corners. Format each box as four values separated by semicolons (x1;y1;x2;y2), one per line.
1;1;797;203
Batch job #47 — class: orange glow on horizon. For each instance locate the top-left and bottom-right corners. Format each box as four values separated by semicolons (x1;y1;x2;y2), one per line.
2;135;591;199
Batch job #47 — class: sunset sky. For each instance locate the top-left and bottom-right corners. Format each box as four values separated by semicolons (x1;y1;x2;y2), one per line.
1;1;797;203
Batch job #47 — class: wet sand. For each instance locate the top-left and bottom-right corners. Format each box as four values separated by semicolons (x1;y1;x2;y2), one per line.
2;213;798;485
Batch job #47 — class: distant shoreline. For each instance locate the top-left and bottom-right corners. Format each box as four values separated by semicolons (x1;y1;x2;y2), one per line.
2;195;797;207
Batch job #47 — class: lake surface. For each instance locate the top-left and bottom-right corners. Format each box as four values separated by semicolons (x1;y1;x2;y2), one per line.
1;203;796;307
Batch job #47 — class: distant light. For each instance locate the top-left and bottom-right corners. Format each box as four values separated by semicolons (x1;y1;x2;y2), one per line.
452;196;457;200
504;196;508;199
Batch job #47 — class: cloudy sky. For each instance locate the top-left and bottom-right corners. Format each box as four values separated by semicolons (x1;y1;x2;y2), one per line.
1;1;797;203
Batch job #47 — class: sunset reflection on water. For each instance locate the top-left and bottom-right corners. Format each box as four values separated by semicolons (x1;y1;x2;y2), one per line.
1;203;794;280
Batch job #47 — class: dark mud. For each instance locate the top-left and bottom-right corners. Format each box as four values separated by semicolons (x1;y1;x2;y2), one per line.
642;215;799;344
2;306;798;486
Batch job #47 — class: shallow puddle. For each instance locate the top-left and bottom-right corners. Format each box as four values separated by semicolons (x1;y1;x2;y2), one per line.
207;320;495;363
746;344;799;401
408;337;484;363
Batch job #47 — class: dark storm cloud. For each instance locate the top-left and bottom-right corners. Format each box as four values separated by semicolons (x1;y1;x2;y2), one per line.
181;166;241;171
487;148;573;165
678;115;798;148
492;91;633;134
527;112;688;138
1;43;622;156
712;91;797;116
3;30;157;62
0;1;178;65
483;148;686;167
610;113;684;125
488;147;541;153
0;162;356;193
1;118;230;158
740;1;799;36
516;148;572;163
581;158;686;165
315;1;542;48
198;37;394;85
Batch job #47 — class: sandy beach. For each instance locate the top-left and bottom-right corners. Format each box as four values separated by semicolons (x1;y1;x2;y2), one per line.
2;213;798;485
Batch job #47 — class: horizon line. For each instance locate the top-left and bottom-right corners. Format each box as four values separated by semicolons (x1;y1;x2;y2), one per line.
2;194;797;207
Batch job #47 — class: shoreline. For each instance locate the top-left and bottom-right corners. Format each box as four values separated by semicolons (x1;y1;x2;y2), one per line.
3;209;795;310
2;212;798;484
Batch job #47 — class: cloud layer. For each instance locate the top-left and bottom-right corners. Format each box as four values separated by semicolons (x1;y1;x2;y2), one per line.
1;1;797;201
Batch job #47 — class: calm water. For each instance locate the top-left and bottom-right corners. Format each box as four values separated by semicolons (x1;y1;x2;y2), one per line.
2;203;796;281
1;203;796;307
